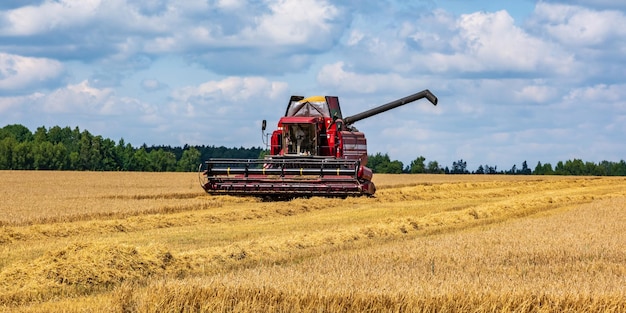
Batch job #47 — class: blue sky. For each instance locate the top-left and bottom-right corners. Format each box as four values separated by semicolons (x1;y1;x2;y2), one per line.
1;0;625;171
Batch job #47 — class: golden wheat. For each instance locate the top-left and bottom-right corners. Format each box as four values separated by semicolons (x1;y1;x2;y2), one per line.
0;171;625;312
115;197;626;312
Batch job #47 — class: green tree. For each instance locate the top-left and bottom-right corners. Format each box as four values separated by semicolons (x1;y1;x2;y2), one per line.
51;143;69;170
520;161;531;175
585;161;603;176
616;160;626;176
386;160;404;174
0;124;33;142
451;159;468;174
69;151;80;169
33;126;48;142
12;141;34;169
89;135;104;170
100;138;118;170
177;147;201;172
368;152;391;173
78;130;93;170
427;161;442;174
554;161;566;175
149;149;177;172
118;141;136;171
0;137;17;169
562;159;585;175
33;141;55;170
409;156;426;174
131;148;151;171
367;153;403;174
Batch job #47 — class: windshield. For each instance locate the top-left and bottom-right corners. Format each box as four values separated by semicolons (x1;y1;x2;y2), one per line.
286;99;330;118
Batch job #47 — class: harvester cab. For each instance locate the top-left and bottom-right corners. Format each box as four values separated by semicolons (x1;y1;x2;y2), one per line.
200;89;438;199
268;95;344;158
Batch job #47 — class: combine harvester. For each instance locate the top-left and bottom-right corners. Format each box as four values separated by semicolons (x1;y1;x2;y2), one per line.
200;89;437;199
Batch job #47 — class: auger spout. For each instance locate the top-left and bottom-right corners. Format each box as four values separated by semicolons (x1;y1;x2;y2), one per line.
343;89;437;125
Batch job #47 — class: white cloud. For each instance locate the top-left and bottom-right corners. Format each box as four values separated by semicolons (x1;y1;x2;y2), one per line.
346;30;364;46
514;84;558;103
341;8;576;78
41;80;113;113
170;76;288;117
242;0;340;46
434;10;574;75
141;78;167;91
553;0;626;10
1;0;347;75
0;53;63;90
316;62;432;94
0;0;100;36
217;0;245;10
22;80;159;121
173;76;287;102
530;3;626;46
564;84;626;103
0;92;44;115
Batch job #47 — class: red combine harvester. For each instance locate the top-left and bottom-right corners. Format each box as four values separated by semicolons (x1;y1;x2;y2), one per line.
200;89;437;199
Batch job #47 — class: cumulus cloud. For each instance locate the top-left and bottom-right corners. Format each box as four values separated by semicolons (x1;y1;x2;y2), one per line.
0;92;44;115
514;84;558;104
0;0;347;75
241;0;341;46
563;84;626;104
141;78;167;91
170;76;288;117
32;80;161;120
317;62;433;94
543;0;626;10
0;0;99;36
528;2;626;48
338;7;576;79
0;53;63;92
429;10;575;76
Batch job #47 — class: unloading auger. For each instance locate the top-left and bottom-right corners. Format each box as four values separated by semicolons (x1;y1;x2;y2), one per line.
199;89;437;199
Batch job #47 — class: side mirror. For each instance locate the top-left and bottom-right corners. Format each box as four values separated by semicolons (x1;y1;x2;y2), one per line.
262;120;267;131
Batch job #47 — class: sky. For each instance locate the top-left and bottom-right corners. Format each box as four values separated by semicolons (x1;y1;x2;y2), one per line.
1;0;625;171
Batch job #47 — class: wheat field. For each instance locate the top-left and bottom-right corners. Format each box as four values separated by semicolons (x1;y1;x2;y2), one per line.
1;171;625;312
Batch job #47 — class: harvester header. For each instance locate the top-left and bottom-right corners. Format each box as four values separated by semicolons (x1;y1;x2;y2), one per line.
200;89;438;199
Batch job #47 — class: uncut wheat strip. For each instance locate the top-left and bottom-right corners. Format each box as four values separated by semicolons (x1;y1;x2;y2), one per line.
0;173;607;225
372;173;563;188
172;188;607;277
2;175;621;227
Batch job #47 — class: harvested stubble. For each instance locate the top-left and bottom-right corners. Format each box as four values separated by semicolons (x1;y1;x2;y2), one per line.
1;171;626;312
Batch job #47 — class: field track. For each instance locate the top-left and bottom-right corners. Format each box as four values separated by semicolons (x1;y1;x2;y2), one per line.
1;171;625;312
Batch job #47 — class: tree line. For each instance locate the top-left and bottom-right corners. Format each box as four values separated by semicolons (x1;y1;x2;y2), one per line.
2;124;625;176
0;124;262;172
369;153;626;176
